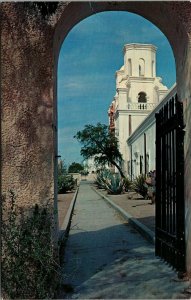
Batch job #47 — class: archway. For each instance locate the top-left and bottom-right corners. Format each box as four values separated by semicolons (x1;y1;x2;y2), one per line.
53;1;191;274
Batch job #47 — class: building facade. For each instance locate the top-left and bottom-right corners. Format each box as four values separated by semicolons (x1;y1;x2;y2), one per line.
109;43;168;175
83;157;97;174
127;84;176;179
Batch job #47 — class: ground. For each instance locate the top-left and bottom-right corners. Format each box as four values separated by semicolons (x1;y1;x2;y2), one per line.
98;188;155;232
58;183;155;233
58;192;75;229
57;181;190;299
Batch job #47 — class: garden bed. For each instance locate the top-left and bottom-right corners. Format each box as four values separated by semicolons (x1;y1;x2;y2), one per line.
58;192;75;229
93;187;155;232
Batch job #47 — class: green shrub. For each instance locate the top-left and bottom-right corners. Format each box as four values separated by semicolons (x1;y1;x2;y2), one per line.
132;174;148;198
58;174;75;194
2;191;60;299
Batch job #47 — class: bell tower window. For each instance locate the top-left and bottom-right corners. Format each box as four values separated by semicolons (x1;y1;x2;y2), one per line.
128;59;132;76
152;60;154;77
138;92;147;103
139;58;145;76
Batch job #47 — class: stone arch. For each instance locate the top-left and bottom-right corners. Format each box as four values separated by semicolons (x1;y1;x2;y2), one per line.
53;1;191;273
1;1;191;273
138;91;147;103
139;58;145;76
128;58;132;76
53;2;190;102
152;60;155;77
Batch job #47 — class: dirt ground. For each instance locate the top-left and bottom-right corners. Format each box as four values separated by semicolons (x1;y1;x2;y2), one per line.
95;188;155;232
57;192;75;229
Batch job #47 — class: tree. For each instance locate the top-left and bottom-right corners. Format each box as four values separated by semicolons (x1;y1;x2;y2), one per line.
57;159;75;193
74;123;125;178
68;162;84;173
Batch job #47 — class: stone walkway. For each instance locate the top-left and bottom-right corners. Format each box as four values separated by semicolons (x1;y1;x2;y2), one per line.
59;181;189;299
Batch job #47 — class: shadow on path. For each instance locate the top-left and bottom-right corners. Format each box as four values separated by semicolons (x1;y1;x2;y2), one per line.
58;182;189;299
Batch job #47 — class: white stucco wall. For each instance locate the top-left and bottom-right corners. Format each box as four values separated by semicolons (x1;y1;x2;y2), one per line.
127;84;177;179
130;123;156;178
146;124;156;171
83;157;97;173
131;113;149;133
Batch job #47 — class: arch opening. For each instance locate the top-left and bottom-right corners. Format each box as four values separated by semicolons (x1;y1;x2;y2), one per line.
54;3;190;274
56;10;176;174
139;58;145;76
138;92;147;103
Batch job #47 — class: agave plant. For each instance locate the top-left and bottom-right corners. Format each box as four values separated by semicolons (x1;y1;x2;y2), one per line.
132;174;148;198
95;169;131;195
95;169;111;189
105;173;124;195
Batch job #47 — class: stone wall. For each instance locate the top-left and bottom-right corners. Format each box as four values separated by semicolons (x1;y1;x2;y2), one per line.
1;3;55;208
180;39;191;278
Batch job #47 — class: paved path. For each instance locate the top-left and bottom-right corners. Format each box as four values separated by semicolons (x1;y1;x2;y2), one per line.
59;181;189;299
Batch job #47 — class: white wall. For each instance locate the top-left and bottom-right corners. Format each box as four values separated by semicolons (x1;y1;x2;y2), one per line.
127;84;177;179
130;123;156;178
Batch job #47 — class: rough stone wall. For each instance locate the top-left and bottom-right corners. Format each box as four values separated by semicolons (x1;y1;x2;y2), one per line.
178;21;191;279
1;3;55;208
170;2;191;276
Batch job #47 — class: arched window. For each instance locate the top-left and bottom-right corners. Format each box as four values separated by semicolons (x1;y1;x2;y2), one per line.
128;59;132;76
138;92;147;103
152;60;154;77
139;58;145;76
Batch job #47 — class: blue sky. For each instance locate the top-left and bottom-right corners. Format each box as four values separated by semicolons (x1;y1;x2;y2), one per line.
57;11;176;167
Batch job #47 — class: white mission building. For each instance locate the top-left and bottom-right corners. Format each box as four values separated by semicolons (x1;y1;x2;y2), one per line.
108;43;175;178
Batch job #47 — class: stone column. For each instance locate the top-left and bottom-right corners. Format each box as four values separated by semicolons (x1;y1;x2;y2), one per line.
1;3;58;247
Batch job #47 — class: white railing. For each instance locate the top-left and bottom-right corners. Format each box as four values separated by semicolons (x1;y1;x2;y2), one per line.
127;102;156;111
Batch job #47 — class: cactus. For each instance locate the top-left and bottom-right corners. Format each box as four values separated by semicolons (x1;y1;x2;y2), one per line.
95;170;132;195
105;173;124;195
95;169;110;189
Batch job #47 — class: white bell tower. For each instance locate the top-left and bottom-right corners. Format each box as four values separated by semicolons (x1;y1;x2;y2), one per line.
124;43;156;78
110;43;168;175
